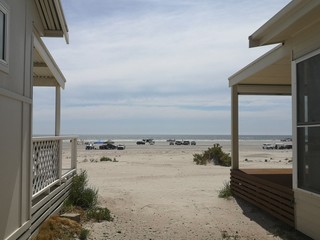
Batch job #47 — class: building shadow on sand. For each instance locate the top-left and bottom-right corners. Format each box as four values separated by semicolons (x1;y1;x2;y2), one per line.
234;197;312;240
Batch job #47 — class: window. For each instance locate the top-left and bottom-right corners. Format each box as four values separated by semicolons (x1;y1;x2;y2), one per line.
0;1;8;73
0;10;5;60
297;51;320;194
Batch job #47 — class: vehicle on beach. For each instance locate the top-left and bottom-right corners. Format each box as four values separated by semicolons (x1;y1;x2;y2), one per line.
85;143;95;150
275;143;292;149
143;139;155;144
191;141;196;145
262;143;274;149
183;140;190;145
99;143;117;150
136;140;146;145
175;141;182;145
117;144;126;150
169;141;174;145
262;142;292;150
137;139;155;145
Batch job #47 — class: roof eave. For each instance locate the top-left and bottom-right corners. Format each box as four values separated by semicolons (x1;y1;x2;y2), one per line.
33;35;66;89
248;0;320;48
35;0;69;44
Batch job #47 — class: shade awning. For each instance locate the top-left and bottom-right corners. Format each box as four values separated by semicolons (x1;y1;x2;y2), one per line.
249;0;320;47
34;0;69;44
228;44;291;95
33;36;66;89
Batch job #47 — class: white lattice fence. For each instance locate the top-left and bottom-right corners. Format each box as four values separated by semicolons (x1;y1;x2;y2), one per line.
32;140;60;195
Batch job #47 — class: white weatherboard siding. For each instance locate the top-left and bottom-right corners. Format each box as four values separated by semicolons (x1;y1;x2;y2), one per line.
295;189;320;239
0;0;33;239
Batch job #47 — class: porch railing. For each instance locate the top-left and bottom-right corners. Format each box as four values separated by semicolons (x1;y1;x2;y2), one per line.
32;136;77;199
28;136;77;238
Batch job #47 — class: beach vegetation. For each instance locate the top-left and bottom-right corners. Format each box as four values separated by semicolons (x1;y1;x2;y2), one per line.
86;206;113;222
33;215;84;240
193;144;231;166
63;170;113;221
68;170;98;209
100;156;113;162
79;228;90;240
218;181;232;199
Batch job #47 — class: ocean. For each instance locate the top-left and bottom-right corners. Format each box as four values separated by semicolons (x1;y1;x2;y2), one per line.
76;134;292;142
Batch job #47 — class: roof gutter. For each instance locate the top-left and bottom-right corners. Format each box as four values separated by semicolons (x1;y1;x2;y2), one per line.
54;0;69;44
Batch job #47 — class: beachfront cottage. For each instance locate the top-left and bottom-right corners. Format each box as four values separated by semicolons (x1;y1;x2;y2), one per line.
229;0;320;239
0;1;77;239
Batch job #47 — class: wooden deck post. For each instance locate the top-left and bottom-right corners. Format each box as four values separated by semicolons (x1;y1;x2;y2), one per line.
55;86;62;179
55;86;61;136
231;85;239;169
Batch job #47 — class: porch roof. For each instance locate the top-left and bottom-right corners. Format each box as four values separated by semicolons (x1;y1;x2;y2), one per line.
34;0;69;44
33;36;66;89
228;0;320;94
249;0;320;48
228;44;291;94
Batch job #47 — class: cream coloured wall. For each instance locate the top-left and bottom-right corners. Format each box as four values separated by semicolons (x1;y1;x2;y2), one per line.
295;189;320;240
0;0;33;239
291;24;320;240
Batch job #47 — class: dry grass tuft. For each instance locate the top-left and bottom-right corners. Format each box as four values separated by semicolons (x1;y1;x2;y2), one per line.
33;215;82;240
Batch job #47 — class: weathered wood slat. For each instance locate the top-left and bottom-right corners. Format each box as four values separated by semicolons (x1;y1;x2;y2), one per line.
231;178;294;214
231;180;294;219
230;169;294;227
231;169;293;196
231;173;294;203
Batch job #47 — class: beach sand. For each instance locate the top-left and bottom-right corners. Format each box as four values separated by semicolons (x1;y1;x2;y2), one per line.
63;140;296;239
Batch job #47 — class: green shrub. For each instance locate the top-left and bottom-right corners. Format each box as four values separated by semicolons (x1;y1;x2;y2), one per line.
79;228;89;240
68;170;98;209
86;207;113;222
218;181;232;199
193;144;231;166
100;156;113;162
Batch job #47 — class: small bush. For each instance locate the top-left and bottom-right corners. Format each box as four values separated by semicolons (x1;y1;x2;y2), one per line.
218;181;232;199
100;156;113;162
79;228;89;240
193;144;231;166
68;170;98;209
86;207;113;222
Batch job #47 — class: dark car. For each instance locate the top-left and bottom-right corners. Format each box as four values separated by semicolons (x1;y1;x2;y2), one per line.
85;144;95;150
99;143;117;150
136;140;146;145
191;141;196;145
175;141;182;145
183;141;190;145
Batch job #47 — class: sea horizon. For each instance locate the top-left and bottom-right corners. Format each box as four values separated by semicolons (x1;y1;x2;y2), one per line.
67;134;292;142
33;133;292;142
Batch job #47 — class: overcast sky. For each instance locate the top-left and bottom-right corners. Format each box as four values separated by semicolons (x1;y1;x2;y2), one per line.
33;0;292;135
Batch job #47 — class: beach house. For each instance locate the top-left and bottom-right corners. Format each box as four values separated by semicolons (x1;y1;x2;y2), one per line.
0;1;77;239
229;0;320;238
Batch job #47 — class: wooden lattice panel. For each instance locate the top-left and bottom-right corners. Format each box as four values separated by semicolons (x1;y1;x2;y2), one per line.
32;140;60;195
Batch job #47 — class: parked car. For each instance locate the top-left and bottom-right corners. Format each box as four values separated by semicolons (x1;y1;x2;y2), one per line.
85;144;95;150
117;144;126;150
191;141;196;145
137;140;146;145
262;143;274;149
175;141;182;145
99;143;117;150
183;140;190;145
169;141;174;145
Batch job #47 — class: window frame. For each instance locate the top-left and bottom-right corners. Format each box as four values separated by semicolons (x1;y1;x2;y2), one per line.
0;1;9;73
295;48;320;194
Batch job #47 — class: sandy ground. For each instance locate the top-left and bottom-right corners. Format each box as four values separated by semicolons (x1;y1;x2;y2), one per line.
62;140;306;240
